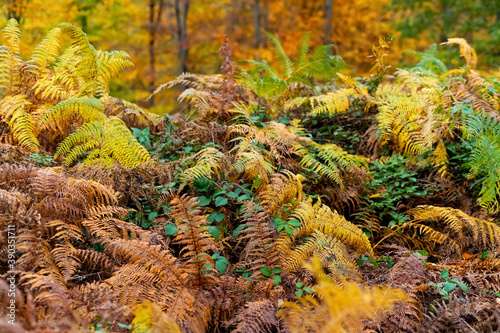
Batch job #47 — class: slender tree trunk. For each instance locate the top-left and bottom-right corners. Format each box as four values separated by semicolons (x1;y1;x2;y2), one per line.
5;0;23;21
175;0;190;74
148;0;156;106
254;0;261;48
262;0;269;47
323;0;333;45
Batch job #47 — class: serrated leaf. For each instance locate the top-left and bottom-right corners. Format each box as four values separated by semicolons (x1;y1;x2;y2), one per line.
207;212;225;223
215;196;228;207
148;211;158;221
197;196;211;206
215;260;227;274
208;225;220;238
303;287;313;294
443;282;456;292
165;224;178;235
260;267;272;277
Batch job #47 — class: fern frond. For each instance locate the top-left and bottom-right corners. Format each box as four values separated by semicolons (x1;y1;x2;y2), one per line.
180;147;234;188
57;22;98;95
282;230;360;282
285;198;373;256
259;170;303;216
230;300;278;333
39;97;105;133
131;301;182;333
238;200;281;276
170;194;218;285
280;256;407;333
264;32;294;78
96;50;133;96
0;19;22;92
26;27;62;76
442;38;477;69
0;94;39;152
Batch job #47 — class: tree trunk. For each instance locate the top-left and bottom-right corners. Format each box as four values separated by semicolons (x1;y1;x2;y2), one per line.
323;0;333;45
254;0;261;48
175;0;190;74
262;0;269;47
5;0;23;22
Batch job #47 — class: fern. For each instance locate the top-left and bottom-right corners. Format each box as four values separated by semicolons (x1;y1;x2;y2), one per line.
464;113;500;212
170;194;218;286
280;256;407;333
0;19;22;93
54;117;150;167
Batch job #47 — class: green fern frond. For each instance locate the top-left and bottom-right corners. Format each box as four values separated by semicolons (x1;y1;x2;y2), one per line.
0;19;22;92
463;113;500;212
264;32;294;78
300;142;368;187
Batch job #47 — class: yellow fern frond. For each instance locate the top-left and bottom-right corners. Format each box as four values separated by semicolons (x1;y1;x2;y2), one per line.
96;50;133;96
286;198;373;256
131;301;181;333
180;147;234;188
0;94;39;152
280;256;407;333
26;27;62;76
0;19;22;92
442;38;477;69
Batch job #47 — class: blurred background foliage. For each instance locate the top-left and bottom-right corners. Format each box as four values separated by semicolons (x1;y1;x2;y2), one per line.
2;0;500;113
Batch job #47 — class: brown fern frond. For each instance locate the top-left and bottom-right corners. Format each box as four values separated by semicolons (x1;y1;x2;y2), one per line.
237;200;281;276
170;194;218;286
421;296;500;332
229;300;278;333
442;38;477;69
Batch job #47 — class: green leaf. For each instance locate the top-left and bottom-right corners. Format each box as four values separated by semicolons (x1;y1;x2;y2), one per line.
215;197;228;207
148;211;158;221
215;260;227;274
233;224;246;236
237;194;251;202
165;224;178;235
208;226;220;238
227;191;239;198
284;225;293;235
458;283;468;293
260;267;272;277
303;287;313;294
480;251;490;259
441;269;449;279
287;218;301;227
295;289;303;297
207;212;225;223
272;275;281;286
197;196;211;206
296;282;304;288
272;268;282;274
443;282;456;292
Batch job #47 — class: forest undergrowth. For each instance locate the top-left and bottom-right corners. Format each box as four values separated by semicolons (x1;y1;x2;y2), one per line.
1;19;500;333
